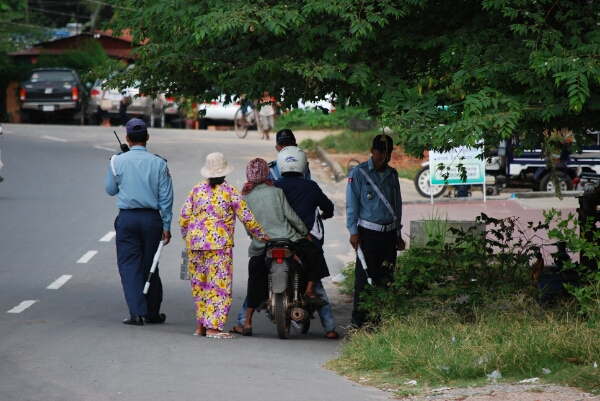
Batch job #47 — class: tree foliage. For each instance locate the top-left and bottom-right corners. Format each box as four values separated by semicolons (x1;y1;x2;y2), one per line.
102;0;600;157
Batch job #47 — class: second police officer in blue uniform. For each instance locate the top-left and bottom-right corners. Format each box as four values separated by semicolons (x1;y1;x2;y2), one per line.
104;118;174;326
346;134;405;328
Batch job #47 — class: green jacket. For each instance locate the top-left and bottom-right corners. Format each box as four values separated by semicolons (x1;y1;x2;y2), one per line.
243;183;308;257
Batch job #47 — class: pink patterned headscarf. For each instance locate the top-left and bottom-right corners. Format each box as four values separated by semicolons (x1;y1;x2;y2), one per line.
242;158;274;195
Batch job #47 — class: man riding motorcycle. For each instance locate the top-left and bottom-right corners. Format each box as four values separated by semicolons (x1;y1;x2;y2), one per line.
273;146;338;339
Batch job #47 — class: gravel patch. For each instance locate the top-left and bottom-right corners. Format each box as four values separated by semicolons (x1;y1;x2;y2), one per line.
400;383;598;400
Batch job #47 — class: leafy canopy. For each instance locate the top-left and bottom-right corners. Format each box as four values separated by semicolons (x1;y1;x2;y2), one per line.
102;0;600;157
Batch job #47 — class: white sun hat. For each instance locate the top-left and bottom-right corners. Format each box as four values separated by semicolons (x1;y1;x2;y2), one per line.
201;152;235;178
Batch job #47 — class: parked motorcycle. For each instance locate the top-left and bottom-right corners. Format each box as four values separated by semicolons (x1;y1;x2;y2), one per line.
264;238;319;339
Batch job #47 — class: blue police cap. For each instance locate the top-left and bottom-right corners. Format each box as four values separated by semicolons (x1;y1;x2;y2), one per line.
126;118;147;135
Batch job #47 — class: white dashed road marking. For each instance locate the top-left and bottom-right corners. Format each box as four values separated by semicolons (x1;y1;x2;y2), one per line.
94;145;117;152
77;251;98;263
7;300;38;313
47;275;73;290
41;135;66;142
99;231;116;242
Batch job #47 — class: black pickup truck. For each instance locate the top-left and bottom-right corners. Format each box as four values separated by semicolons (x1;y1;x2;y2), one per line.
19;68;87;124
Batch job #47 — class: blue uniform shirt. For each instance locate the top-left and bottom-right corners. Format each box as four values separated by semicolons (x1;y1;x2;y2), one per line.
268;160;311;181
104;146;174;231
346;158;402;236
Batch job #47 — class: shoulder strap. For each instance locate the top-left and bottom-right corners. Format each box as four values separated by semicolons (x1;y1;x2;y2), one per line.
357;168;396;222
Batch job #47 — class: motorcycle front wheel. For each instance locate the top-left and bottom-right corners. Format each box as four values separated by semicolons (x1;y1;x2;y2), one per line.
275;293;291;339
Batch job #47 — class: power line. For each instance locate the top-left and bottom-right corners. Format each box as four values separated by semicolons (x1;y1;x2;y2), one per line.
27;6;91;19
0;19;54;30
84;0;134;11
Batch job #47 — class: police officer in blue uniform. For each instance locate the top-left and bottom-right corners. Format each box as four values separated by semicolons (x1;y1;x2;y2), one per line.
346;134;405;328
104;118;174;326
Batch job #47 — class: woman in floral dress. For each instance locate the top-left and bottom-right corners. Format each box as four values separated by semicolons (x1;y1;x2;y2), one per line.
180;152;268;339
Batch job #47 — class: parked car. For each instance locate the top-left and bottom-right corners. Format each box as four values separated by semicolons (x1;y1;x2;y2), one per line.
296;98;336;113
19;68;88;125
87;78;164;127
159;95;186;128
197;95;240;129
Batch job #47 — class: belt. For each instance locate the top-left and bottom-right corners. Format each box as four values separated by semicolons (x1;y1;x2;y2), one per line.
358;218;396;232
120;208;158;212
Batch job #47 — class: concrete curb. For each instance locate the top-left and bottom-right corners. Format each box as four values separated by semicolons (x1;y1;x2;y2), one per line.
316;145;346;182
513;190;582;199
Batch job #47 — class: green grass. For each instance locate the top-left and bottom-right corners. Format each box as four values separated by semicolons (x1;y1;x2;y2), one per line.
335;262;356;296
397;166;420;181
274;106;369;131
318;128;381;153
326;301;600;395
300;128;382;154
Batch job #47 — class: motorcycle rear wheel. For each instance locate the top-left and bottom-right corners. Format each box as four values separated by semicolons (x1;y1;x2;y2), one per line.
275;293;291;339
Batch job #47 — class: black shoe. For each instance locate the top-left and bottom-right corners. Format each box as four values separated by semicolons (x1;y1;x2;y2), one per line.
144;313;166;324
123;316;144;325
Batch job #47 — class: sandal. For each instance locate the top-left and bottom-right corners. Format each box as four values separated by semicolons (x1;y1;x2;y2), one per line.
242;327;253;336
206;331;236;339
193;327;207;336
229;325;244;334
325;331;339;339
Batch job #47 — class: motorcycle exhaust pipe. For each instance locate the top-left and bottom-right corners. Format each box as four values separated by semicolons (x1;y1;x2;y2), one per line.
291;307;308;322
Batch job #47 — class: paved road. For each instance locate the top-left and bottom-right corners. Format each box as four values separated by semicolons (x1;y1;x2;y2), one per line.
0;124;386;401
0;124;577;400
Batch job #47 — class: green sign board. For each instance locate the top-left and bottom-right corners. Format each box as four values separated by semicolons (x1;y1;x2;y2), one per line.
429;147;485;185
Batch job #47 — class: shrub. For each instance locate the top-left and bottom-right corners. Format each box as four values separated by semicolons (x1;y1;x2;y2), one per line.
359;213;550;318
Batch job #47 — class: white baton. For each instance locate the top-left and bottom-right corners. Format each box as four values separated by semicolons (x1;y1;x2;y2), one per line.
357;245;372;285
143;240;164;294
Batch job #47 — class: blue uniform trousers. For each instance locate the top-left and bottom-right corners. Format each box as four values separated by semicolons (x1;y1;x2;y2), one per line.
352;226;396;327
115;209;163;318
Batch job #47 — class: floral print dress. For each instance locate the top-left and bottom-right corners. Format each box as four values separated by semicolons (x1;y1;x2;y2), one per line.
180;180;265;331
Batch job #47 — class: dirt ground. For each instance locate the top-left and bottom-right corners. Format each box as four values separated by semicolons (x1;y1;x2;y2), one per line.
400;382;598;400
324;146;425;173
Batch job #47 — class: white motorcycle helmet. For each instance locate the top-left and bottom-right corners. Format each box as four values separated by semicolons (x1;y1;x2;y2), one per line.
277;146;307;177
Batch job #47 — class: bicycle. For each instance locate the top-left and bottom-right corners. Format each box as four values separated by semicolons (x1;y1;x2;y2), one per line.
234;100;264;139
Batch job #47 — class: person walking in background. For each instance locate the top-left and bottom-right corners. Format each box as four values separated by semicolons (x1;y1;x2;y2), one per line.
180;152;268;339
99;89;111;127
259;92;276;140
346;134;405;328
104;118;174;326
119;87;132;126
